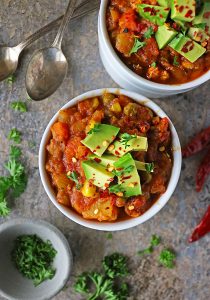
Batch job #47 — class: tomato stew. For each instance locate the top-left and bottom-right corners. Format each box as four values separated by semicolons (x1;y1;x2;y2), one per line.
45;94;172;222
106;0;210;84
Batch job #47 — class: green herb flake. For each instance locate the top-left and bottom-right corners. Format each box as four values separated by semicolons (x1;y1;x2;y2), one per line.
130;38;146;55
10;101;27;112
194;23;206;30
12;235;57;286
8;128;21;143
144;26;154;39
9;145;22;160
88;123;101;135
6;74;15;84
67;171;82;190
109;184;124;194
151;62;157;67
145;162;155;173
106;233;113;240
138;234;161;256
120;133;137;149
173;56;179;66
159;248;176;269
0;196;10;216
113;165;134;177
150;234;161;247
103;253;129;279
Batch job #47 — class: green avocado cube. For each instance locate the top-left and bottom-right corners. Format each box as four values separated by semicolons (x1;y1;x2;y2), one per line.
171;0;196;22
193;2;210;35
112;153;142;197
82;160;114;190
137;4;170;26
108;134;148;157
88;154;118;168
169;33;206;63
188;27;209;43
157;0;169;7
81;124;120;157
155;24;178;49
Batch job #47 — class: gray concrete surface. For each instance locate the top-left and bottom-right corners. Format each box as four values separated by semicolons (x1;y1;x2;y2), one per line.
0;1;209;299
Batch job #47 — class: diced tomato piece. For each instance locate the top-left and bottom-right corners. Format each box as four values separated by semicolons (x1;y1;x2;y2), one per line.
51;122;69;142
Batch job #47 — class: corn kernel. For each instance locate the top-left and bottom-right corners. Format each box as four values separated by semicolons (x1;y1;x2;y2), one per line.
128;205;135;210
110;101;122;113
159;146;165;152
128;183;134;188
108;166;114;172
92;97;99;109
108;144;115;151
94;209;99;215
81;180;97;198
117;192;123;197
103;140;109;147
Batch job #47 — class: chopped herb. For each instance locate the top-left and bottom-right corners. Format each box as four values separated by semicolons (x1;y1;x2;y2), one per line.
67;171;82;190
194;23;206;30
130;38;146;55
151;62;157;67
12;235;57;286
113;165;134;177
9;145;22;160
181;28;187;36
10;101;27;112
8;128;21;143
145;162;155;173
106;233;113;240
120;133;137;149
88;123;101;135
109;184;124;194
103;253;129;279
6;74;15;84
173;56;179;66
0;195;10;216
159;248;176;269
138;234;161;255
144;26;154;39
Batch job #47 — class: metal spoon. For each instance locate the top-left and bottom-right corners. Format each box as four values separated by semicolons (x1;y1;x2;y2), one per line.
0;0;99;83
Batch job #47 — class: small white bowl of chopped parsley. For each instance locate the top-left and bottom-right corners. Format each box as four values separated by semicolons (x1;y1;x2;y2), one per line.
0;218;73;300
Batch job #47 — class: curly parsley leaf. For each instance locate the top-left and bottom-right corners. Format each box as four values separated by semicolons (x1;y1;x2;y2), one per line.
103;253;129;279
67;171;82;190
159;249;176;269
120;133;137;149
130;38;146;55
88;123;101;135
144;26;154;39
8;128;21;143
0;195;10;216
138;234;161;255
74;273;89;294
10;101;27;112
6;74;15;84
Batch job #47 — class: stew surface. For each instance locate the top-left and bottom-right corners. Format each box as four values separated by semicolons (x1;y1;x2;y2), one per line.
106;0;210;84
46;93;172;222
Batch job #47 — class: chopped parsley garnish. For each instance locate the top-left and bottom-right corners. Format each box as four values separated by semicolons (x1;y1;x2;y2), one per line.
194;23;206;30
9;145;22;159
145;162;155;173
144;26;154;39
10;101;27;112
6;74;15;84
120;133;137;149
173;56;179;66
88;123;101;135
106;233;113;240
12;235;57;286
138;234;161;255
109;184;124;194
158;249;176;269
151;62;157;67
113;165;134;177
8;128;21;143
74;253;129;299
67;171;82;190
130;38;146;55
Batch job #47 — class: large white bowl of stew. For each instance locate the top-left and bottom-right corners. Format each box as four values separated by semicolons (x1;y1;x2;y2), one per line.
98;0;210;98
39;88;181;231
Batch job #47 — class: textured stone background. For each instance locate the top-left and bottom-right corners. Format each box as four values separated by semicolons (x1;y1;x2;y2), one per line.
0;1;209;299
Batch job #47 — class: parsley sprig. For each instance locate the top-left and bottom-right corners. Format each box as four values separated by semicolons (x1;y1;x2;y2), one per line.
67;171;82;190
8;128;21;143
10;101;27;112
159;249;176;269
138;235;161;255
144;26;154;39
12;235;57;286
130;38;146;55
120;133;137;149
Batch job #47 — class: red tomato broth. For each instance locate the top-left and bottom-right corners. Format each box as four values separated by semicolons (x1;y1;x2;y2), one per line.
106;0;210;84
45;94;173;222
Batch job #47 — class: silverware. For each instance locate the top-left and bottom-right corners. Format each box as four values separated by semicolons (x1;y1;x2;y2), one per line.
0;0;100;83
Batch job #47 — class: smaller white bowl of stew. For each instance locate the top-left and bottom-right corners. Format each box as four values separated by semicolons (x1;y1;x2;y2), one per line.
39;88;181;231
98;0;210;98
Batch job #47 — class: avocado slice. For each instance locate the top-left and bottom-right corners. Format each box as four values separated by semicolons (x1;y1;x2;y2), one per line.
108;133;148;157
137;4;170;26
188;27;209;43
81;124;120;157
193;2;210;35
169;33;206;63
155;24;178;49
157;0;169;7
82;160;114;190
171;0;196;22
111;153;142;197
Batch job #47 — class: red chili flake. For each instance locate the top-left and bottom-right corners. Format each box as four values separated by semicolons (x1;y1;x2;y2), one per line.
181;41;194;53
121;175;132;180
115;150;120;156
93;150;96;153
185;9;193;18
159;14;163;18
96;146;101;149
204;12;210;18
94;158;101;163
119;147;122;150
179;6;184;13
143;7;157;16
104;183;109;188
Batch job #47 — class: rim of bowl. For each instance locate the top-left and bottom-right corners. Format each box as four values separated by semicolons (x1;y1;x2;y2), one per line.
0;218;73;300
99;0;210;91
39;88;182;231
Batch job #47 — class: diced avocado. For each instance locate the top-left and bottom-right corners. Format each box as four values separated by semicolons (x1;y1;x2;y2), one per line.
171;0;196;22
89;154;118;168
135;161;154;173
188;27;209;43
108;133;148;157
155;24;178;49
111;153;142;197
82;160;114;190
157;0;169;7
81;124;120;157
169;33;206;63
137;4;170;26
193;2;210;34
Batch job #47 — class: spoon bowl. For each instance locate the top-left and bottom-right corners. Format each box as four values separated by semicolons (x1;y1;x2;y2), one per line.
25;47;68;101
0;47;19;81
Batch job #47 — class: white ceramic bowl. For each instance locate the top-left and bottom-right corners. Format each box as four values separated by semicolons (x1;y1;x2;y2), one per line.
39;88;182;231
0;218;73;300
98;0;210;98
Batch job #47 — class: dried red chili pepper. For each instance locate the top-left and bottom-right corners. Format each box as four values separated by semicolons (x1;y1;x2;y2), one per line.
196;148;210;192
182;126;210;158
189;205;210;243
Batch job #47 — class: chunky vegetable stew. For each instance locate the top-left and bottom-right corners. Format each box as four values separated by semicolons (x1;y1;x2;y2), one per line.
106;0;210;84
46;93;172;222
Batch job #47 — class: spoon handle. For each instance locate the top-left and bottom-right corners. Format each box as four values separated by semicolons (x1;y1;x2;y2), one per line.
17;0;99;52
52;0;77;49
